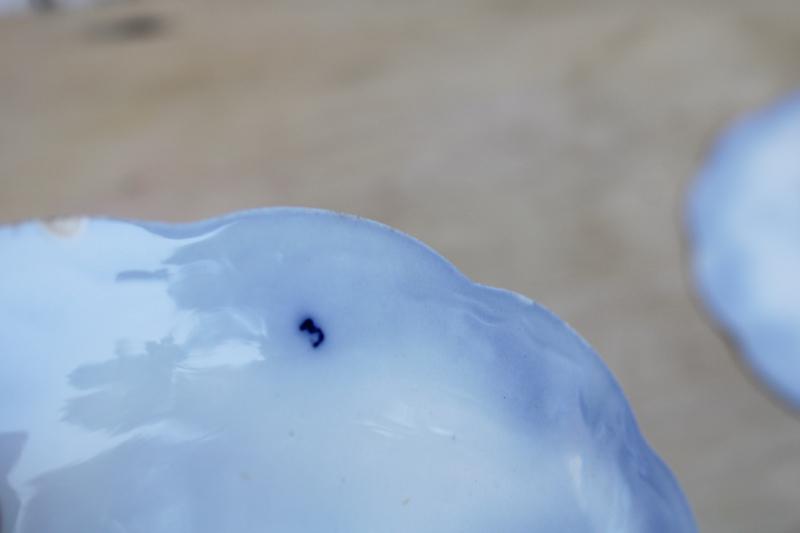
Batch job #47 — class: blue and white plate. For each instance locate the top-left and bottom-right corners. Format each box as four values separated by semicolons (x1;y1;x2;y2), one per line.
0;208;696;532
688;94;800;409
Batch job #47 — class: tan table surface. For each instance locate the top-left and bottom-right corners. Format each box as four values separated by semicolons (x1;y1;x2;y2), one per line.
2;1;800;531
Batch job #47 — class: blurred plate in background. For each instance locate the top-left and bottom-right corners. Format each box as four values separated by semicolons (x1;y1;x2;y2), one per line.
688;92;800;410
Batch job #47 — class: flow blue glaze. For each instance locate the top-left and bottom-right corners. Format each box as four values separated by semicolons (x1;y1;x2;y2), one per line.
688;94;800;410
0;208;696;533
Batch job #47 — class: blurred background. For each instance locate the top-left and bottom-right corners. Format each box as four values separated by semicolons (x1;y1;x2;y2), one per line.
1;1;800;531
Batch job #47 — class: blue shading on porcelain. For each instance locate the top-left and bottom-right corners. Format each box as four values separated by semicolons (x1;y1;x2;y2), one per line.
0;208;696;533
688;94;800;410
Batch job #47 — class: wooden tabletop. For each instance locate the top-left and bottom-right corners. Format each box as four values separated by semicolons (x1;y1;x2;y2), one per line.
2;1;800;531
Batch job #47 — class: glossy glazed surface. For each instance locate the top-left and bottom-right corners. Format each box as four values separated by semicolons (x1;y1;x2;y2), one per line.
0;208;696;532
688;95;800;409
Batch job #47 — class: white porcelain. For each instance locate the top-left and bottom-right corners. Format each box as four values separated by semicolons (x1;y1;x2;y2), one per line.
688;94;800;409
0;208;696;532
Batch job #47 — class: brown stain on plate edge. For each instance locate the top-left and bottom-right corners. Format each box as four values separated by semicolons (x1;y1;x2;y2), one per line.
40;216;87;239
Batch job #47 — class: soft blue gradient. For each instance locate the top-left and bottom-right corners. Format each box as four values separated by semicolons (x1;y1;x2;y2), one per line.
688;94;800;409
0;208;696;532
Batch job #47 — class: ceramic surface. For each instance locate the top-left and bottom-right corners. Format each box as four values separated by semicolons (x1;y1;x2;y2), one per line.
688;95;800;410
0;208;696;532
